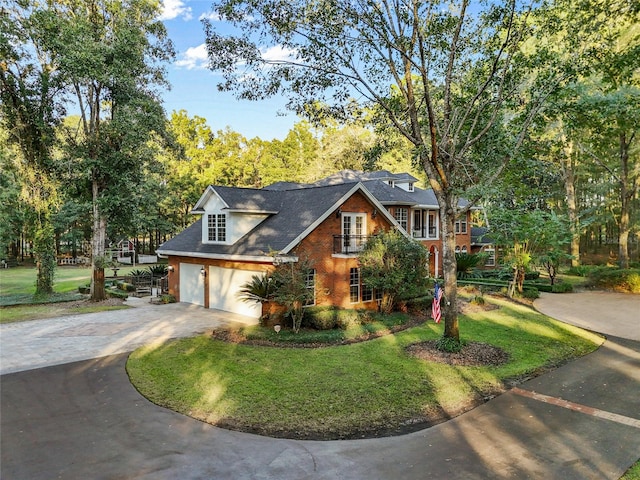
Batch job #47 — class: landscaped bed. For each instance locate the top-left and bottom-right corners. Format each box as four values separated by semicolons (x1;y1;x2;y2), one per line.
127;296;603;440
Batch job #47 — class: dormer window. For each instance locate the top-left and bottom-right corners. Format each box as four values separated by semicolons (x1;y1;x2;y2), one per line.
207;214;227;242
388;180;395;188
408;182;414;192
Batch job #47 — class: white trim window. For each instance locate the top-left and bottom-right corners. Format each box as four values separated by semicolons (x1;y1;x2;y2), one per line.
342;213;366;253
484;247;496;266
394;207;408;232
305;269;316;306
362;281;373;302
349;267;360;303
455;216;468;234
207;214;227;242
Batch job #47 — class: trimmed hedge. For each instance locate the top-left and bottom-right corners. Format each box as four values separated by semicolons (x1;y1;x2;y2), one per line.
302;306;365;330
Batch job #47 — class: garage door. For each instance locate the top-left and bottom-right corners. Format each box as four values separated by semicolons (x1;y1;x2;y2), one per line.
179;263;205;306
209;266;262;319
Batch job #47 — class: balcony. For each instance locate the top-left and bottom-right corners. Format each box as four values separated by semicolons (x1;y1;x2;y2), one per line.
333;235;369;254
412;227;437;239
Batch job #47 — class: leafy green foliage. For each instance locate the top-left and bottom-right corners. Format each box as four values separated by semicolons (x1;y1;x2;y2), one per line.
147;265;168;277
435;335;465;353
455;253;485;279
238;273;277;304
586;268;640;293
358;230;429;313
270;258;315;333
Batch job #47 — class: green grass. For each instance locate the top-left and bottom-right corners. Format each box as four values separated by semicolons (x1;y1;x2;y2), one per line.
0;265;142;298
621;460;640;480
127;296;603;440
0;302;130;323
0;265;138;322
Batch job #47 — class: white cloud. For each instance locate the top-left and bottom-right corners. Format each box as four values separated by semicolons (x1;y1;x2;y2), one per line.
175;43;296;71
198;11;222;22
260;45;297;62
159;0;192;21
175;43;209;70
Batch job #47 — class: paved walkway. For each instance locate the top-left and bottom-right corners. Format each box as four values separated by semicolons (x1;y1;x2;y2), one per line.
1;292;639;479
0;297;256;375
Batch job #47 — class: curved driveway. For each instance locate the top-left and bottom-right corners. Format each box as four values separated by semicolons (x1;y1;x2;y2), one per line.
1;292;639;479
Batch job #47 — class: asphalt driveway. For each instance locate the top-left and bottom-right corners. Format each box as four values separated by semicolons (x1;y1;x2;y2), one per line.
1;292;639;479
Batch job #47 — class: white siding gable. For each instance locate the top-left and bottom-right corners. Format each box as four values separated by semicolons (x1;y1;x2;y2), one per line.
200;190;269;245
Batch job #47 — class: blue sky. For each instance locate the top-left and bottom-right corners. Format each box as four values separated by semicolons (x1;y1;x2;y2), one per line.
159;0;298;140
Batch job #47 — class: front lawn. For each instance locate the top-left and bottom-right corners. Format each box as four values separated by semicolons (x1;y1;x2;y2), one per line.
0;265;138;322
127;296;603;440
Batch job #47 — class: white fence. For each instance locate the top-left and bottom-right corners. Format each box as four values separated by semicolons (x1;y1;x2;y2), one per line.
117;254;157;265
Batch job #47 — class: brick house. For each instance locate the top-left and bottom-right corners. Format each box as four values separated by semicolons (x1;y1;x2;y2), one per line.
157;170;474;318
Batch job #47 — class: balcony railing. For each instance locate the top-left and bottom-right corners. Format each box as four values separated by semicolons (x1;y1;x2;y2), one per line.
333;235;369;254
412;227;437;239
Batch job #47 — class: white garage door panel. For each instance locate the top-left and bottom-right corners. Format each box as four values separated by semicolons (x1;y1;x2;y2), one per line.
209;266;262;318
180;263;205;306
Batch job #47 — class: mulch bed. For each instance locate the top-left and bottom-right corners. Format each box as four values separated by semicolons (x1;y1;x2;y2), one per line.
406;340;510;366
210;314;428;348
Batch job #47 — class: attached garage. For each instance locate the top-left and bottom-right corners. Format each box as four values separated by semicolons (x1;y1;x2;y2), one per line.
179;263;205;307
208;266;263;319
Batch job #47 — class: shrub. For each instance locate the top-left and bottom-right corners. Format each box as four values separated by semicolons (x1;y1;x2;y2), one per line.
470;294;485;305
524;270;540;280
119;282;136;292
303;306;337;330
521;288;540;299
108;289;128;299
129;269;149;277
302;307;366;330
335;309;363;329
551;282;573;293
405;295;433;312
147;265;168;277
455;252;485;278
160;294;177;304
566;265;593;277
435;335;465;353
586;268;640;293
78;285;90;294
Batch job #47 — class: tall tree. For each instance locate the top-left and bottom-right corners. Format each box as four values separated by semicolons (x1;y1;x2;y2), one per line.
0;3;63;294
533;0;639;267
41;0;174;300
204;0;566;345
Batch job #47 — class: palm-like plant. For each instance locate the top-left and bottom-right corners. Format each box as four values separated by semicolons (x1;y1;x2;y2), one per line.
237;274;275;303
455;253;485;279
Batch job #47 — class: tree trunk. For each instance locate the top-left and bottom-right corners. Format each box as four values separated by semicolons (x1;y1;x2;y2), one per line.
618;133;631;269
34;216;56;296
562;146;581;267
90;178;107;301
440;201;459;342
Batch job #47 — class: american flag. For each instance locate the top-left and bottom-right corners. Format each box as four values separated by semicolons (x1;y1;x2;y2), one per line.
432;283;443;324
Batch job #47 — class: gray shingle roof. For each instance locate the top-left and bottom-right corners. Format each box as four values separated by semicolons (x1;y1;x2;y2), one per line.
159;170;476;260
158;182;361;258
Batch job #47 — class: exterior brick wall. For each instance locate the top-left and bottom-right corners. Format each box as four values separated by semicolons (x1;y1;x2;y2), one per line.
294;191;392;311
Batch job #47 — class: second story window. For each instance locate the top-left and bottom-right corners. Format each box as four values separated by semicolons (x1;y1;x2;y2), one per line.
207;214;226;242
342;213;366;253
455;217;468;234
394;207;408;231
